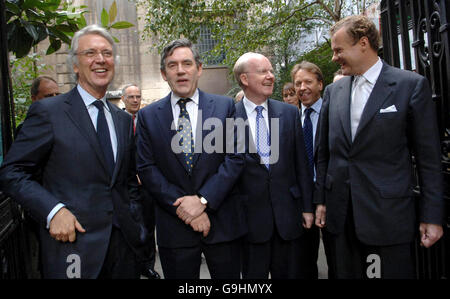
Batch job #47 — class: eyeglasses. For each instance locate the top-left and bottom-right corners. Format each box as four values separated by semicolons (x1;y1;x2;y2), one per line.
244;69;274;76
76;49;114;59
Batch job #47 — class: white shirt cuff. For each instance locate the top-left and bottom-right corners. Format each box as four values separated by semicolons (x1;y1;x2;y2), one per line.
46;203;65;229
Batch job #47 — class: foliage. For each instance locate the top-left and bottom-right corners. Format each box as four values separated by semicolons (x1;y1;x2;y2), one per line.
10;52;52;126
6;0;135;126
99;1;134;43
272;41;340;101
138;0;377;96
5;0;88;58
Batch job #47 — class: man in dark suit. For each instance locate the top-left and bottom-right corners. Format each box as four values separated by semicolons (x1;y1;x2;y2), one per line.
121;83;160;279
0;24;145;279
291;61;330;279
136;38;246;279
233;52;314;279
314;15;444;278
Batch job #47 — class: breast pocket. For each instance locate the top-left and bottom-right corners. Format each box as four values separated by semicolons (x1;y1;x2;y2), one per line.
375;112;398;119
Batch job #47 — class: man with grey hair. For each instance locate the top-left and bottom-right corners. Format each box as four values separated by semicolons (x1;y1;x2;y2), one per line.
136;38;246;279
0;24;145;278
121;83;161;279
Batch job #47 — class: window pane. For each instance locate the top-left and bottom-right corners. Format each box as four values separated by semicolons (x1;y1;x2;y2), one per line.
195;26;225;66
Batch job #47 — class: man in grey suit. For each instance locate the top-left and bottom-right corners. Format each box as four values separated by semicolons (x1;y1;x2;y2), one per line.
314;15;444;278
0;25;144;278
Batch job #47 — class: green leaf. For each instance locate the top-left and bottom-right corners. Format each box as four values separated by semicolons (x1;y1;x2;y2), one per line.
46;38;62;55
110;21;134;29
113;36;120;43
54;24;74;33
101;8;109;28
8;22;34;58
21;20;39;42
78;14;87;28
109;1;117;24
35;23;48;43
5;1;20;15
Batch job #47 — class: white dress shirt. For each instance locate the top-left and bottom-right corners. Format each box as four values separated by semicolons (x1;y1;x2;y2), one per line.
170;89;200;142
351;57;383;140
242;96;269;146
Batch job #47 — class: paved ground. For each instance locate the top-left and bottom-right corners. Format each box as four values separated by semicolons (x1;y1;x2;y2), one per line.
147;235;329;279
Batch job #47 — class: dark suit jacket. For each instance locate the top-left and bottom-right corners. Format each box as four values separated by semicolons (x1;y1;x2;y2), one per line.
136;90;247;248
0;87;145;278
314;62;444;246
235;99;314;243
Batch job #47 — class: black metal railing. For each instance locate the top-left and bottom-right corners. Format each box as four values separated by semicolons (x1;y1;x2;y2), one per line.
380;0;450;279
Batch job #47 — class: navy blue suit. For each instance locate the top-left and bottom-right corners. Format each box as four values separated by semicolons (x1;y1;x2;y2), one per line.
0;88;145;278
235;99;314;278
136;90;246;278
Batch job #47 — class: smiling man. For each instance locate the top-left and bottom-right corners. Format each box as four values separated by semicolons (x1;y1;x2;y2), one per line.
233;52;314;279
136;38;246;279
0;25;145;278
314;15;444;278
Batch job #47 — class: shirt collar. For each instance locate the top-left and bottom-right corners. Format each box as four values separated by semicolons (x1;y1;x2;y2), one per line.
242;96;268;114
77;84;110;111
360;57;383;85
171;89;199;108
301;97;323;115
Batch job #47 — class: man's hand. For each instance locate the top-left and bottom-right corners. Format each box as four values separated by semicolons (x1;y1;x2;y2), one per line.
190;212;211;237
419;223;443;248
302;212;314;229
315;204;326;228
173;195;206;224
49;207;85;242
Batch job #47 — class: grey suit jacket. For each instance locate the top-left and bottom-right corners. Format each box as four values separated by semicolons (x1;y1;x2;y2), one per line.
314;62;444;246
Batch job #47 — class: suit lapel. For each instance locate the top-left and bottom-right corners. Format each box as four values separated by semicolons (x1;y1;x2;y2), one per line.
63;88;111;177
235;100;258;160
192;90;215;169
337;77;353;145
266;99;281;172
109;102;125;186
354;64;395;142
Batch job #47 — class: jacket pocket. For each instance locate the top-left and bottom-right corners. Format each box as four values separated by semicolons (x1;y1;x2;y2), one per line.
289;185;302;200
377;184;413;198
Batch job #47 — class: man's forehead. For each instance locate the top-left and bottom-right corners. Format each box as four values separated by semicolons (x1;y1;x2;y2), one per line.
79;33;113;48
125;86;140;93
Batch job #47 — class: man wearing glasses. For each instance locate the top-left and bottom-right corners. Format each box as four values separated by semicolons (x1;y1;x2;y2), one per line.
0;24;145;278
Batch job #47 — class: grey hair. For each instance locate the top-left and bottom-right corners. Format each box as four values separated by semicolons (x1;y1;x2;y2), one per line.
67;24;119;80
160;38;202;71
233;52;262;87
121;83;139;96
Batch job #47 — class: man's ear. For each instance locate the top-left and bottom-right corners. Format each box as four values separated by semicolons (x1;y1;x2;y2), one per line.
240;73;249;87
359;36;370;51
160;70;167;81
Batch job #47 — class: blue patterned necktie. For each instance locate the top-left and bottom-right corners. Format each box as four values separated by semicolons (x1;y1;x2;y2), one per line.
255;106;270;169
177;98;194;172
92;100;115;175
303;107;314;176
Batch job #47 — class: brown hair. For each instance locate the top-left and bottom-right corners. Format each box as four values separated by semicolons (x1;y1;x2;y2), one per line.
283;82;295;93
291;61;323;83
330;15;380;52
